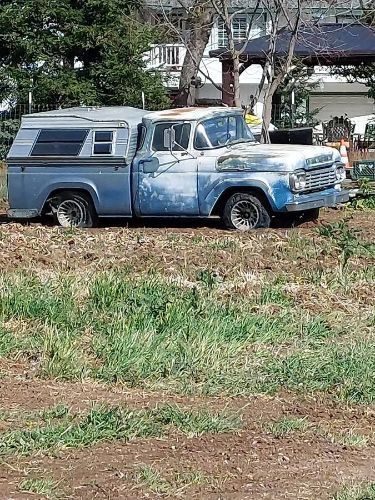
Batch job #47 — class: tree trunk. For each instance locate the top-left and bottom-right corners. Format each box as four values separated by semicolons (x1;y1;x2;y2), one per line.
261;87;273;143
232;54;241;107
174;1;215;107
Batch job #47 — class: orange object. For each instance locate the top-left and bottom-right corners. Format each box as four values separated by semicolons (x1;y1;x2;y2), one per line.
340;138;349;168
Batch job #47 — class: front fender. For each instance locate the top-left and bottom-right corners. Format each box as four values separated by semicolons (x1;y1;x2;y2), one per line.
201;177;283;216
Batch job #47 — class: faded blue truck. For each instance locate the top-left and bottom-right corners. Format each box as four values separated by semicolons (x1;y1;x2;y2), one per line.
7;106;349;230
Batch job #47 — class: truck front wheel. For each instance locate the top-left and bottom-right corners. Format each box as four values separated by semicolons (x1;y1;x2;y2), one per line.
50;191;96;228
222;193;271;231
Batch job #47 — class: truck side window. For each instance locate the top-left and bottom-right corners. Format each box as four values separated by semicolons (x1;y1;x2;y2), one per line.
152;123;191;151
93;131;114;155
31;129;89;156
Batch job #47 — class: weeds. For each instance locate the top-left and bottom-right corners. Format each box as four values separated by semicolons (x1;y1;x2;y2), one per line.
40;404;70;422
264;417;309;438
352;179;375;210
324;429;369;448
134;464;207;495
0;404;242;456
150;403;242;437
334;482;375;500
318;221;374;271
19;477;60;498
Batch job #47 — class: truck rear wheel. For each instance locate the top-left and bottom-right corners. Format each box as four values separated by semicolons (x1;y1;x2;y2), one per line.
222;193;271;231
50;191;96;228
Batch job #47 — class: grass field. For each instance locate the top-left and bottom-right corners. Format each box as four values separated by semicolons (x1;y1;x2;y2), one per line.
0;170;374;498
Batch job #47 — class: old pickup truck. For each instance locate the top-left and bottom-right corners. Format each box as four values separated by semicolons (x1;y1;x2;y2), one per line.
7;106;349;230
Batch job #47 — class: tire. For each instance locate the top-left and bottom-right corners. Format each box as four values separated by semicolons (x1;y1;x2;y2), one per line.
222;193;271;231
50;191;96;228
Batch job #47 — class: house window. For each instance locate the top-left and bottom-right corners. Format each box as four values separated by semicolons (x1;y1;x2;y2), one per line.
218;16;247;47
217;14;266;48
93;131;114;155
31;129;89;156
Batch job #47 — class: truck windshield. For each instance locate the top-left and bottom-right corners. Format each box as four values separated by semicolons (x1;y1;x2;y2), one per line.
194;115;255;150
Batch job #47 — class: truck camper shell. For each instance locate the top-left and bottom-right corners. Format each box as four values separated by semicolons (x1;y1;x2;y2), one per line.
8;106;148;164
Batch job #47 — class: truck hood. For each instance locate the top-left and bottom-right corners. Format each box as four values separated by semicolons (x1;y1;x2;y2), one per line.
217;143;341;172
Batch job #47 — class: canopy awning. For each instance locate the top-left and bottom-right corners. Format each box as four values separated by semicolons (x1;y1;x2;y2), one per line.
210;23;375;66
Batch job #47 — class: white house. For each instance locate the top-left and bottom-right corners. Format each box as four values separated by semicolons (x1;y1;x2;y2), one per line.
145;0;374;122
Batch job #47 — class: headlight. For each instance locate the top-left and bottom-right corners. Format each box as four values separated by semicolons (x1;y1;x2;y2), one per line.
335;164;346;182
290;170;307;192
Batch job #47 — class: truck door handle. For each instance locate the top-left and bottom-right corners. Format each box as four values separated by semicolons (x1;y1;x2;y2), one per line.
139;157;159;173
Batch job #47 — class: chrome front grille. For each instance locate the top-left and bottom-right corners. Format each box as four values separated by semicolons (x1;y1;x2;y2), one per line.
304;165;337;192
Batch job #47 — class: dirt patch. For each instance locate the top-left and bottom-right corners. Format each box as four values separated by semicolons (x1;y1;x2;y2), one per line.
0;208;373;278
1;377;374;433
1;416;375;499
1;378;375;499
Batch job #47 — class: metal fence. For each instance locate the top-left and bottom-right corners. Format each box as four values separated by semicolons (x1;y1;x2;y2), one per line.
0;104;60;160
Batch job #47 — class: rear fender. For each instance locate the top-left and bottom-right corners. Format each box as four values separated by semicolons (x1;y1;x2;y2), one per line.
41;181;100;213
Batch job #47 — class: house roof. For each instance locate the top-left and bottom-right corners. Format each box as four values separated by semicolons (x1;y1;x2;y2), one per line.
210;23;375;66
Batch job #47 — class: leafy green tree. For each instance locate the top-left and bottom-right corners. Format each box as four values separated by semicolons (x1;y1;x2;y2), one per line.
0;0;168;109
273;64;321;128
332;63;375;101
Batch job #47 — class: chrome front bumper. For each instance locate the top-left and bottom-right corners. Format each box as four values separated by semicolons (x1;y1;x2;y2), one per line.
285;190;350;212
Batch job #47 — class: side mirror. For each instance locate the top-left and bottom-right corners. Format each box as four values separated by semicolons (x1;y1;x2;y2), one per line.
163;127;176;151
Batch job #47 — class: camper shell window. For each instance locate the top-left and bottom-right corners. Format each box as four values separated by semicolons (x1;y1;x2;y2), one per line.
93;131;115;155
31;129;89;157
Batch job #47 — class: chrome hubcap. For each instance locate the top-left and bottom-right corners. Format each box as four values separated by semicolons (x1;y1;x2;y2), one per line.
231;200;260;230
57;200;84;227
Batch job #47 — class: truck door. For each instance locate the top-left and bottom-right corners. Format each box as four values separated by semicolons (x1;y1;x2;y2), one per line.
136;122;199;215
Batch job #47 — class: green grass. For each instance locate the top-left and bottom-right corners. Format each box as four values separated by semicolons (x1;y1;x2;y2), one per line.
19;477;60;498
334;482;375;500
264;417;310;438
0;403;242;456
134;464;206;495
324;429;369;448
0;269;374;402
264;418;370;447
40;404;70;422
258;340;375;404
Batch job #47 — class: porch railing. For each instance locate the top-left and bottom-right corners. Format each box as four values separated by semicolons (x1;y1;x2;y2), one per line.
146;44;185;70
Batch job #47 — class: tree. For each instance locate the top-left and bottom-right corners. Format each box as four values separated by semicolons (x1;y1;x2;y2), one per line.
0;0;168;109
155;0;216;107
211;0;262;107
273;64;321;128
156;0;303;138
256;0;303;142
175;0;216;106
